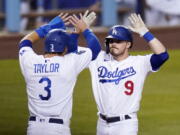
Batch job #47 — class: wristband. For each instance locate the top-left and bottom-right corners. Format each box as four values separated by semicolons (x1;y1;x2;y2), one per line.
35;16;66;38
48;16;66;30
143;31;155;42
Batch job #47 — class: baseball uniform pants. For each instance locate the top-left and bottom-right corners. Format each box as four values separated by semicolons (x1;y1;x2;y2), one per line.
96;113;138;135
27;116;71;135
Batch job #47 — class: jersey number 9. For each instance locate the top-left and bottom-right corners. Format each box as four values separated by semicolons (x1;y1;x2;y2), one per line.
124;80;134;95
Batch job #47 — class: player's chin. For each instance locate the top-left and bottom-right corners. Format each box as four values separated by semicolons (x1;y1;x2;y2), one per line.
110;50;121;56
110;48;117;53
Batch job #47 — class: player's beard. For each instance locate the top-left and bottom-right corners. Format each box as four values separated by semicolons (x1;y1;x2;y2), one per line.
110;47;126;57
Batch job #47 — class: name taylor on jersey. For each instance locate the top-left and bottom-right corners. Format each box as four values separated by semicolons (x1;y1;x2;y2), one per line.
34;63;60;73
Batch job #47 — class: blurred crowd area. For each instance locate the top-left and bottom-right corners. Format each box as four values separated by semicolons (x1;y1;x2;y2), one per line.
0;0;180;32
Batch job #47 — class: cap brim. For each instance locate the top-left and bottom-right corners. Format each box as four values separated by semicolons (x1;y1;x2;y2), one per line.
105;35;114;39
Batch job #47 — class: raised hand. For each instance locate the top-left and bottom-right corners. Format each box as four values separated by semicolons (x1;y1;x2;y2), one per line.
48;13;70;30
82;10;96;27
58;13;71;26
128;13;149;36
69;10;96;33
69;14;88;33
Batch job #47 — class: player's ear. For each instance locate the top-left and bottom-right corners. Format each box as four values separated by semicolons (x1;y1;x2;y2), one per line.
126;42;131;49
63;47;68;55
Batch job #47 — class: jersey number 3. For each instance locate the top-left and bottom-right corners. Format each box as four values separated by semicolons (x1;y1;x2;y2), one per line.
39;77;51;100
124;80;134;95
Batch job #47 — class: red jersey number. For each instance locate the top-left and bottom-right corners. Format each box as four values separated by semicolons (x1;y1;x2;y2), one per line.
124;80;134;95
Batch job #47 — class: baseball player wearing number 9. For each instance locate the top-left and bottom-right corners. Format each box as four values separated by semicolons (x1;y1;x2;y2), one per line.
18;11;100;135
88;13;169;135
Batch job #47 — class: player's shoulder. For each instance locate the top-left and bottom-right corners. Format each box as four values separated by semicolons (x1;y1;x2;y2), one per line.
19;46;36;57
130;54;153;59
64;46;92;62
19;46;42;63
78;46;91;52
94;50;106;58
129;54;153;63
89;50;106;64
19;46;32;53
71;46;91;55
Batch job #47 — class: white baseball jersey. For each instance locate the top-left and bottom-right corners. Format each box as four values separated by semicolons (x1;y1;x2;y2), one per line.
89;51;156;116
19;46;92;121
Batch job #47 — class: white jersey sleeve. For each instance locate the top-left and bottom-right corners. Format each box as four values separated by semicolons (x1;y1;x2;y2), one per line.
70;46;92;74
19;46;37;76
139;54;157;73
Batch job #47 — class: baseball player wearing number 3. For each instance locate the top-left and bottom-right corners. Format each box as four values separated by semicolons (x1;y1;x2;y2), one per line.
88;13;169;135
18;11;100;135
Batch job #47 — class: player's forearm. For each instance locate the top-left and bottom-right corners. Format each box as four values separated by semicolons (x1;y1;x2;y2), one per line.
19;31;40;49
143;31;169;70
143;32;166;54
20;14;67;43
21;31;40;43
148;38;166;54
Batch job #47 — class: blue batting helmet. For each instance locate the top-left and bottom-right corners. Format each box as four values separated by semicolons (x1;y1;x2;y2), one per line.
44;29;70;53
105;25;133;53
106;25;133;42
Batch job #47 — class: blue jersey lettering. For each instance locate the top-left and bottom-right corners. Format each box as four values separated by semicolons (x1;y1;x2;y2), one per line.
98;66;136;84
34;63;60;73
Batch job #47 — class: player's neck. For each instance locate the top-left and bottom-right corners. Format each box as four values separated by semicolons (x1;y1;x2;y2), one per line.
43;53;64;58
43;48;67;58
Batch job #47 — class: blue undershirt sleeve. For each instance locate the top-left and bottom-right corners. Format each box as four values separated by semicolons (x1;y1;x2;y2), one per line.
83;29;101;60
67;33;79;53
150;51;169;71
